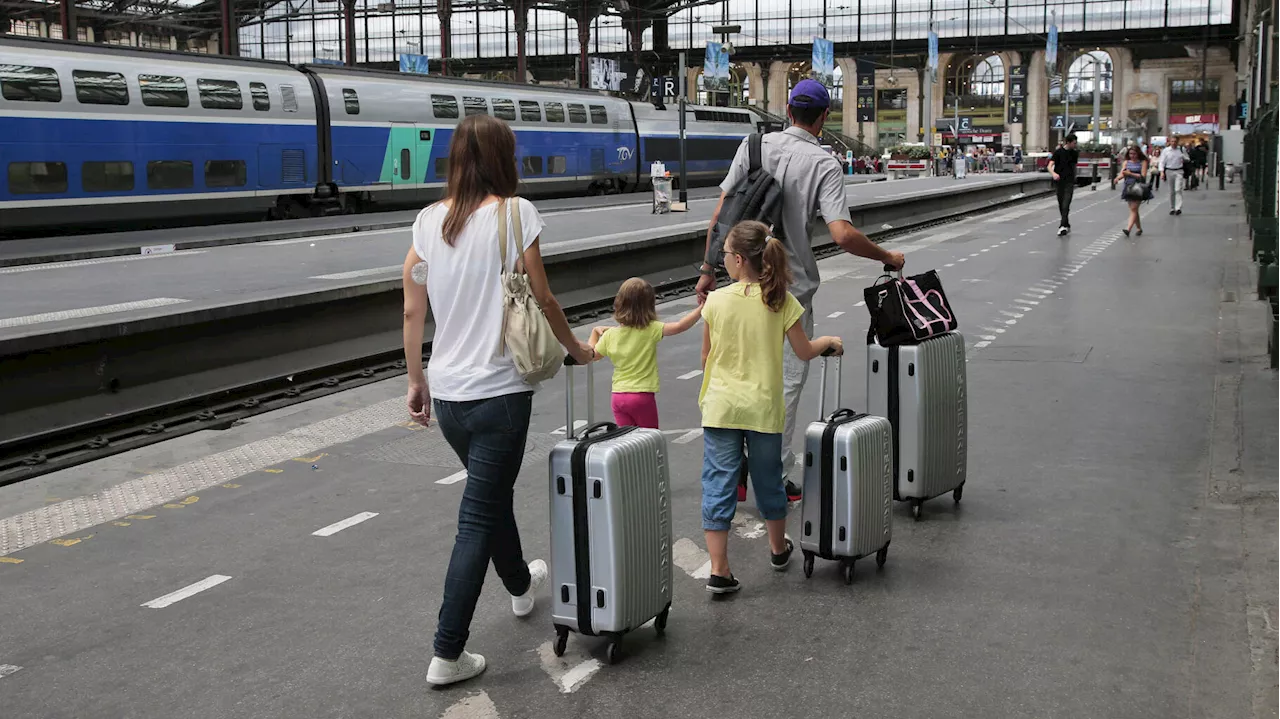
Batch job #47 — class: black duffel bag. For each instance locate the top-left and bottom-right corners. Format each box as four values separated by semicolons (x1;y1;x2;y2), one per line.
864;268;959;346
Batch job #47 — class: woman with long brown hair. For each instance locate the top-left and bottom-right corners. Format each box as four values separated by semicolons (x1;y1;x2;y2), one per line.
1117;145;1149;237
401;114;593;686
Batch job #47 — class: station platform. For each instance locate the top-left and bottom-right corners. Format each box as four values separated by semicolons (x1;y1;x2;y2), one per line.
0;188;1274;718
0;175;888;267
0;174;1027;342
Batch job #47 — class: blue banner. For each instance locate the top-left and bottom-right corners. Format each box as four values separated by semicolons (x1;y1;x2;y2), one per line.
399;53;430;75
927;30;939;78
1046;22;1059;76
704;42;730;93
312;57;344;66
811;37;834;87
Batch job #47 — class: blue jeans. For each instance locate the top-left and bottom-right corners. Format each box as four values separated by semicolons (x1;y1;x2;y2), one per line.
701;428;787;531
432;391;533;660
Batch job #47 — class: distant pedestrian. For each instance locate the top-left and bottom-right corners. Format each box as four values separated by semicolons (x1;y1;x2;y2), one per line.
1048;134;1080;235
1147;146;1162;190
1118;146;1148;237
1014;147;1024;172
1160;142;1189;215
401;113;595;687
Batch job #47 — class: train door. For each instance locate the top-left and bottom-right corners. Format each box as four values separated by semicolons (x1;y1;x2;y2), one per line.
387;122;417;186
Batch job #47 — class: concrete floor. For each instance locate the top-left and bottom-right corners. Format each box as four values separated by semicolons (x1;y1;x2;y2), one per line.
0;185;1274;719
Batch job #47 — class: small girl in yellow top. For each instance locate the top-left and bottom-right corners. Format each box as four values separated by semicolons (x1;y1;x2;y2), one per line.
589;277;702;429
699;221;842;595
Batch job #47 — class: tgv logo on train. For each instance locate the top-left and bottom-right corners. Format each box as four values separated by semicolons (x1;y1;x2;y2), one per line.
617;146;634;161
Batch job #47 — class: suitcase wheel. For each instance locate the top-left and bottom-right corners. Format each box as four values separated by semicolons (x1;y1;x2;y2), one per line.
802;551;814;578
842;560;856;585
952;484;964;503
553;628;569;657
875;545;889;569
911;500;924;521
605;640;622;665
655;606;669;633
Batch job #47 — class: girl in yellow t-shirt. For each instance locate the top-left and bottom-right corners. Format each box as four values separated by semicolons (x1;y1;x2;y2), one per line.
589;277;702;428
698;221;843;595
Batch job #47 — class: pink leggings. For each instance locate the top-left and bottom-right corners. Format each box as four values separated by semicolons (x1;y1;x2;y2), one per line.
610;392;660;429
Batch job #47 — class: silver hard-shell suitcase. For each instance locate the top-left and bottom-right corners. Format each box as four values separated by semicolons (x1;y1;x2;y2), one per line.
799;354;893;585
548;357;672;665
866;331;968;520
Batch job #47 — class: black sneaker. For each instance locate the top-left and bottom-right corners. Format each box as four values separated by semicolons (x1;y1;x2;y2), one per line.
706;574;741;594
770;538;794;572
785;480;803;502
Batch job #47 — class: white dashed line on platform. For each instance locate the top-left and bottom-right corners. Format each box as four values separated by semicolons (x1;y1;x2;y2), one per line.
672;537;712;579
0;251;209;274
677;370;703;380
855;300;866;307
672;429;703;445
313;512;379;537
436;470;468;485
538;641;603;694
0;298;190;329
827;311;845;318
141;575;232;609
310;265;401;280
440;690;501;719
1014;299;1039;305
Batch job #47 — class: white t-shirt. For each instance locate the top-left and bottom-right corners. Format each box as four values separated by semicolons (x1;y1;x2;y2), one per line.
412;198;546;402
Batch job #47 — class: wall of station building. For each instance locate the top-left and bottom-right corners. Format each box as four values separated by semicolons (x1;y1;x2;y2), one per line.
736;46;1237;152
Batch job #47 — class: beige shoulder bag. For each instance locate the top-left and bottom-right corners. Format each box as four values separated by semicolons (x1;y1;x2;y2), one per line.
497;198;563;384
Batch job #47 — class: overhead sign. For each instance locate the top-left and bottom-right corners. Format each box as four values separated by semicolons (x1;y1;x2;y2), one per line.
651;76;678;100
399;53;429;75
855;58;875;122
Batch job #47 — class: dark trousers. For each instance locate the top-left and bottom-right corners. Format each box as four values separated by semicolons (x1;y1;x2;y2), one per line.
432;391;534;660
1056;179;1075;228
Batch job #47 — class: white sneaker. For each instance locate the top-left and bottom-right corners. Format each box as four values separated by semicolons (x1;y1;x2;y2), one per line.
427;651;487;686
511;559;547;618
1056;226;1068;236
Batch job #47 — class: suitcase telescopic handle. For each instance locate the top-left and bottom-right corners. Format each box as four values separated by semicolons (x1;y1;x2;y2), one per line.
817;351;843;420
563;354;595;439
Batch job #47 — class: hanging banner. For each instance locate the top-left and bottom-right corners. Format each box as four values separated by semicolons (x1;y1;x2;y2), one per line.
1046;21;1059;77
927;30;939;82
704;42;730;93
855;58;876;123
811;37;835;87
1007;65;1027;123
588;57;620;91
399;53;430;75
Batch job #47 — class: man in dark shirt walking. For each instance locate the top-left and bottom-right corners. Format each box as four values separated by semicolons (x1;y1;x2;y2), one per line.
1047;134;1079;236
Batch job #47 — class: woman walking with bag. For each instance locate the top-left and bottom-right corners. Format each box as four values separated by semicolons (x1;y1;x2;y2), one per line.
1117;146;1148;237
401;114;594;686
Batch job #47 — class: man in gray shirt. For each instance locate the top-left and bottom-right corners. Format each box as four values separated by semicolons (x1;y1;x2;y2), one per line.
696;79;906;499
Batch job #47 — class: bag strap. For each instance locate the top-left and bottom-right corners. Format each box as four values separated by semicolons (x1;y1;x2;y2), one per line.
748;132;762;173
496;198;509;275
510;197;526;275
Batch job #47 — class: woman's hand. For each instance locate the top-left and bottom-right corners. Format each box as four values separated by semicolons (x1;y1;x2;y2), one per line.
407;381;431;426
569;340;594;366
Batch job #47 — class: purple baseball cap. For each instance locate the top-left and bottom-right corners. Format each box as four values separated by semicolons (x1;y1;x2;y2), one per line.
789;79;831;109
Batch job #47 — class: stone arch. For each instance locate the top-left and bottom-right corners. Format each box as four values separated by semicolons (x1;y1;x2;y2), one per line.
1049;49;1115;142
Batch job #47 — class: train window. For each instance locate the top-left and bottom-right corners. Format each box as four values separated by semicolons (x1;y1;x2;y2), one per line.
589;105;608;124
568;104;587;124
342;88;359;115
139;75;189;107
250;82;270;111
197;79;242;110
0;65;62;102
492;98;516;121
280;84;298;112
521;156;543;176
82;161;134;192
435;158;449;179
205;159;247;188
519;100;541;122
72;70;128;105
549;156;567;175
463;96;487;116
399;149;411;180
432;95;458;119
7;162;67;194
147;160;194;190
544;102;565;123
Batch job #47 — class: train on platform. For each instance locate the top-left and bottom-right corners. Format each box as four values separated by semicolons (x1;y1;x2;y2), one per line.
0;36;759;237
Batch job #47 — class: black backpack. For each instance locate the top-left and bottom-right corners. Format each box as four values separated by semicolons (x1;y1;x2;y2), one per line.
706;133;785;269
